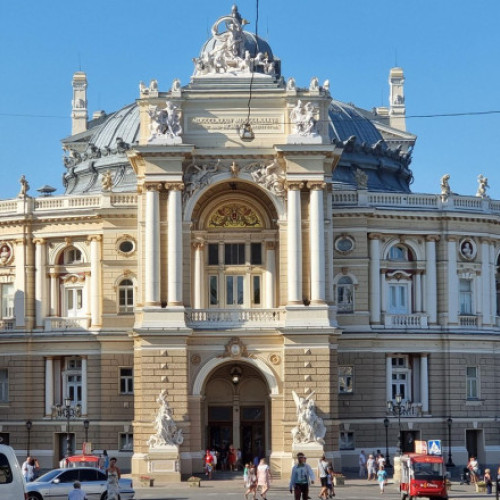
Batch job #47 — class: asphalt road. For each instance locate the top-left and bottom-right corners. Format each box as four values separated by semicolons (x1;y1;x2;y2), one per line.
132;475;489;500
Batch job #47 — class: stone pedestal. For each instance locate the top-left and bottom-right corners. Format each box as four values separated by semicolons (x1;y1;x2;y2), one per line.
392;456;401;484
290;442;325;474
142;446;181;483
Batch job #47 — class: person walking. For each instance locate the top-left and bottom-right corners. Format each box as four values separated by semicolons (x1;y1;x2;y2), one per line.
376;465;387;494
244;464;258;500
68;481;88;500
204;449;214;479
289;453;315;500
484;468;492;494
367;454;376;480
317;454;329;499
106;457;121;500
257;457;271;500
358;450;367;478
21;456;35;482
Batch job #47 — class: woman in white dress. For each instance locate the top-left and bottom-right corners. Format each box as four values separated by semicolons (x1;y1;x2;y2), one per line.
106;457;121;500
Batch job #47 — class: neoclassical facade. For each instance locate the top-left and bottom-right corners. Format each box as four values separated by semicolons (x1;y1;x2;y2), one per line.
1;6;500;480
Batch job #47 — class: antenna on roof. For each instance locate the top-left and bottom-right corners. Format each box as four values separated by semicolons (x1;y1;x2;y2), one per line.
78;52;82;71
394;48;398;67
266;17;269;41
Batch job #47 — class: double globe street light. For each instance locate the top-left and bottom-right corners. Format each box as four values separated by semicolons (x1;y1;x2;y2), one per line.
56;398;82;457
387;393;410;456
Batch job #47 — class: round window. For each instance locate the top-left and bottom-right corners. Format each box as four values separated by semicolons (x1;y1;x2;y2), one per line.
119;240;134;253
336;237;353;252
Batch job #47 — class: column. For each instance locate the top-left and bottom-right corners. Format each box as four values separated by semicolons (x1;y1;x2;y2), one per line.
265;242;276;309
386;356;392;402
425;236;438;324
81;357;88;415
308;182;326;304
415;272;422;313
481;238;491;325
420;354;429;413
145;183;161;306
167;183;184;306
14;238;26;327
447;237;458;324
34;238;47;328
88;235;102;327
84;271;91;317
325;186;334;304
45;357;54;416
193;241;204;309
369;234;382;324
49;272;58;316
287;182;303;304
490;243;497;319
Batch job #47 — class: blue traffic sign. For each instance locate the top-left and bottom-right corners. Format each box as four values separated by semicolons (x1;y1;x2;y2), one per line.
427;440;442;456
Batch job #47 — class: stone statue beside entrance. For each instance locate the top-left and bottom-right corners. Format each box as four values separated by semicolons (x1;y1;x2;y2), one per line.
291;391;326;445
147;390;184;448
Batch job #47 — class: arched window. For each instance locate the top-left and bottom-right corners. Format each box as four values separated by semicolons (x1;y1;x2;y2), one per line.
118;279;134;314
388;244;413;261
64;247;82;264
337;276;354;314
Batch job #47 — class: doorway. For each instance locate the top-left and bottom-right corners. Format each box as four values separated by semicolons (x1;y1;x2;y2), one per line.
401;430;419;453
240;406;265;465
466;429;484;464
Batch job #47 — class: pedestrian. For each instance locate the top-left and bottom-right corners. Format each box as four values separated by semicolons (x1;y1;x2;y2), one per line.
99;450;109;471
257;457;271;500
484;468;492;494
317;454;329;499
367;454;376;480
68;481;88;500
106;457;121;500
244;464;258;500
21;456;34;482
376;465;387;494
376;453;386;470
204;449;214;479
326;462;335;498
358;450;367;478
289;453;315;500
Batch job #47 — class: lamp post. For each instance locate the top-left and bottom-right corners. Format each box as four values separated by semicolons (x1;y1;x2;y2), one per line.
25;420;32;456
387;393;407;455
56;398;82;458
83;419;90;445
446;417;455;467
383;418;391;468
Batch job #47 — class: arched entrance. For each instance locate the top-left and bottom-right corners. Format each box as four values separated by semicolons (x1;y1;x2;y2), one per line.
204;362;270;467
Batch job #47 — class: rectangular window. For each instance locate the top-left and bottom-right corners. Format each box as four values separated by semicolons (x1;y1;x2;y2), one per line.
466;366;479;399
0;369;8;402
338;366;353;393
224;243;245;265
252;275;261;305
250;243;262;265
119;433;133;451
226;276;244;306
209;275;218;306
67;374;82;404
389;284;408;314
460;279;473;315
1;284;14;319
339;431;355;450
120;368;133;394
208;244;219;265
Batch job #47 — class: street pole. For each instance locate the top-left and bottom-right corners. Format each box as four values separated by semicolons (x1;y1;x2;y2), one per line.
383;418;391;467
56;398;82;458
25;420;32;456
446;417;455;467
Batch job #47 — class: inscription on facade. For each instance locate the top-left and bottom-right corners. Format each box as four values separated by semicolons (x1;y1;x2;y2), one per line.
189;116;282;132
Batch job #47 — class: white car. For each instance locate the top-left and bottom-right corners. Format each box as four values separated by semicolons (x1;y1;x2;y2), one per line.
26;467;134;500
0;443;27;499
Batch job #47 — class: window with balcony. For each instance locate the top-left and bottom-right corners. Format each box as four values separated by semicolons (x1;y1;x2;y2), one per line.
466;366;479;400
120;368;133;394
0;369;8;403
391;356;411;401
459;279;473;315
118;279;134;314
63;358;82;405
338;366;353;393
336;276;354;313
0;284;14;320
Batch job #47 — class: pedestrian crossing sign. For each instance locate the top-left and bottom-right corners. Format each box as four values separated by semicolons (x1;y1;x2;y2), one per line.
427;440;442;456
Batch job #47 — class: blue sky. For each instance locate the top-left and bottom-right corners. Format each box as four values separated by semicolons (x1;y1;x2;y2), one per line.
1;0;499;200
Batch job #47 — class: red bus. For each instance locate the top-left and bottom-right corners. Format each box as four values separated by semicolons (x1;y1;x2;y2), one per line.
400;453;448;500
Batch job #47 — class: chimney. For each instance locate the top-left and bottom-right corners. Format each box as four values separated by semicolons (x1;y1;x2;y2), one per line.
71;72;88;135
389;67;406;131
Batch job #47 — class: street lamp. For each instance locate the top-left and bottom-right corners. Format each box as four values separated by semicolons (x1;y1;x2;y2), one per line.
446;417;455;467
83;419;90;445
383;418;391;468
387;393;409;455
56;398;82;458
25;420;32;456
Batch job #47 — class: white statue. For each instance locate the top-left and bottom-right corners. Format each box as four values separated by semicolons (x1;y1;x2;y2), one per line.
309;76;319;91
355;168;368;190
440;174;451;201
171;78;181;92
149;79;158;92
291;390;326;445
476;174;489;198
286;77;296;91
290;101;319;137
147;101;182;143
251;160;286;196
183;162;220;202
18;175;30;198
147;390;184;448
323;79;330;92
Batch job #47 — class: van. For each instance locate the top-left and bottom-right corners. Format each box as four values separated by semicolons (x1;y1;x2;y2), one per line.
0;444;27;499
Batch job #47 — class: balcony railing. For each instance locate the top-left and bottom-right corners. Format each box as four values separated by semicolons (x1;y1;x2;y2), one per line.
383;313;428;328
44;317;91;331
185;308;285;328
459;315;478;327
0;319;15;331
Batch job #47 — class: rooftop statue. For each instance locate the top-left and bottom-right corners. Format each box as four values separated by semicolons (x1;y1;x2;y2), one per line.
440;174;451;201
18;175;30;198
476;174;490;198
193;5;278;77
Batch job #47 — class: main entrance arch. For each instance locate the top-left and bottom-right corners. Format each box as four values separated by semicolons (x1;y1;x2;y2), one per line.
196;358;277;466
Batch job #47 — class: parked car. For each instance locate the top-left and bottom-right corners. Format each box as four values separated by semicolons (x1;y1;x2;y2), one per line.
0;443;27;499
26;467;134;500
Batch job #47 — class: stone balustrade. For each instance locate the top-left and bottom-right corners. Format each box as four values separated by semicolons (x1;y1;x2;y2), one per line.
383;313;429;328
185;308;285;328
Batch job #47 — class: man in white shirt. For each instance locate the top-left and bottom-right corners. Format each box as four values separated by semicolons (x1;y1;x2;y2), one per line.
289;453;315;500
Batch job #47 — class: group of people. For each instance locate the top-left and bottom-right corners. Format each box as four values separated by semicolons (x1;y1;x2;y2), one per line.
465;456;496;494
359;450;388;493
67;456;121;500
288;453;336;500
204;445;243;478
243;458;271;500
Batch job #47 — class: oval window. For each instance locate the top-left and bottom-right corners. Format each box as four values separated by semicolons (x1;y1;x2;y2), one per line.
119;240;134;253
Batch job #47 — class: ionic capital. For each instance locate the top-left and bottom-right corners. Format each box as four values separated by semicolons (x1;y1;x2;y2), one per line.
166;182;184;192
33;237;46;246
285;181;304;191
144;182;163;192
368;233;383;241
192;240;205;251
446;235;458;242
87;235;102;243
307;181;326;191
425;235;440;243
266;242;276;251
